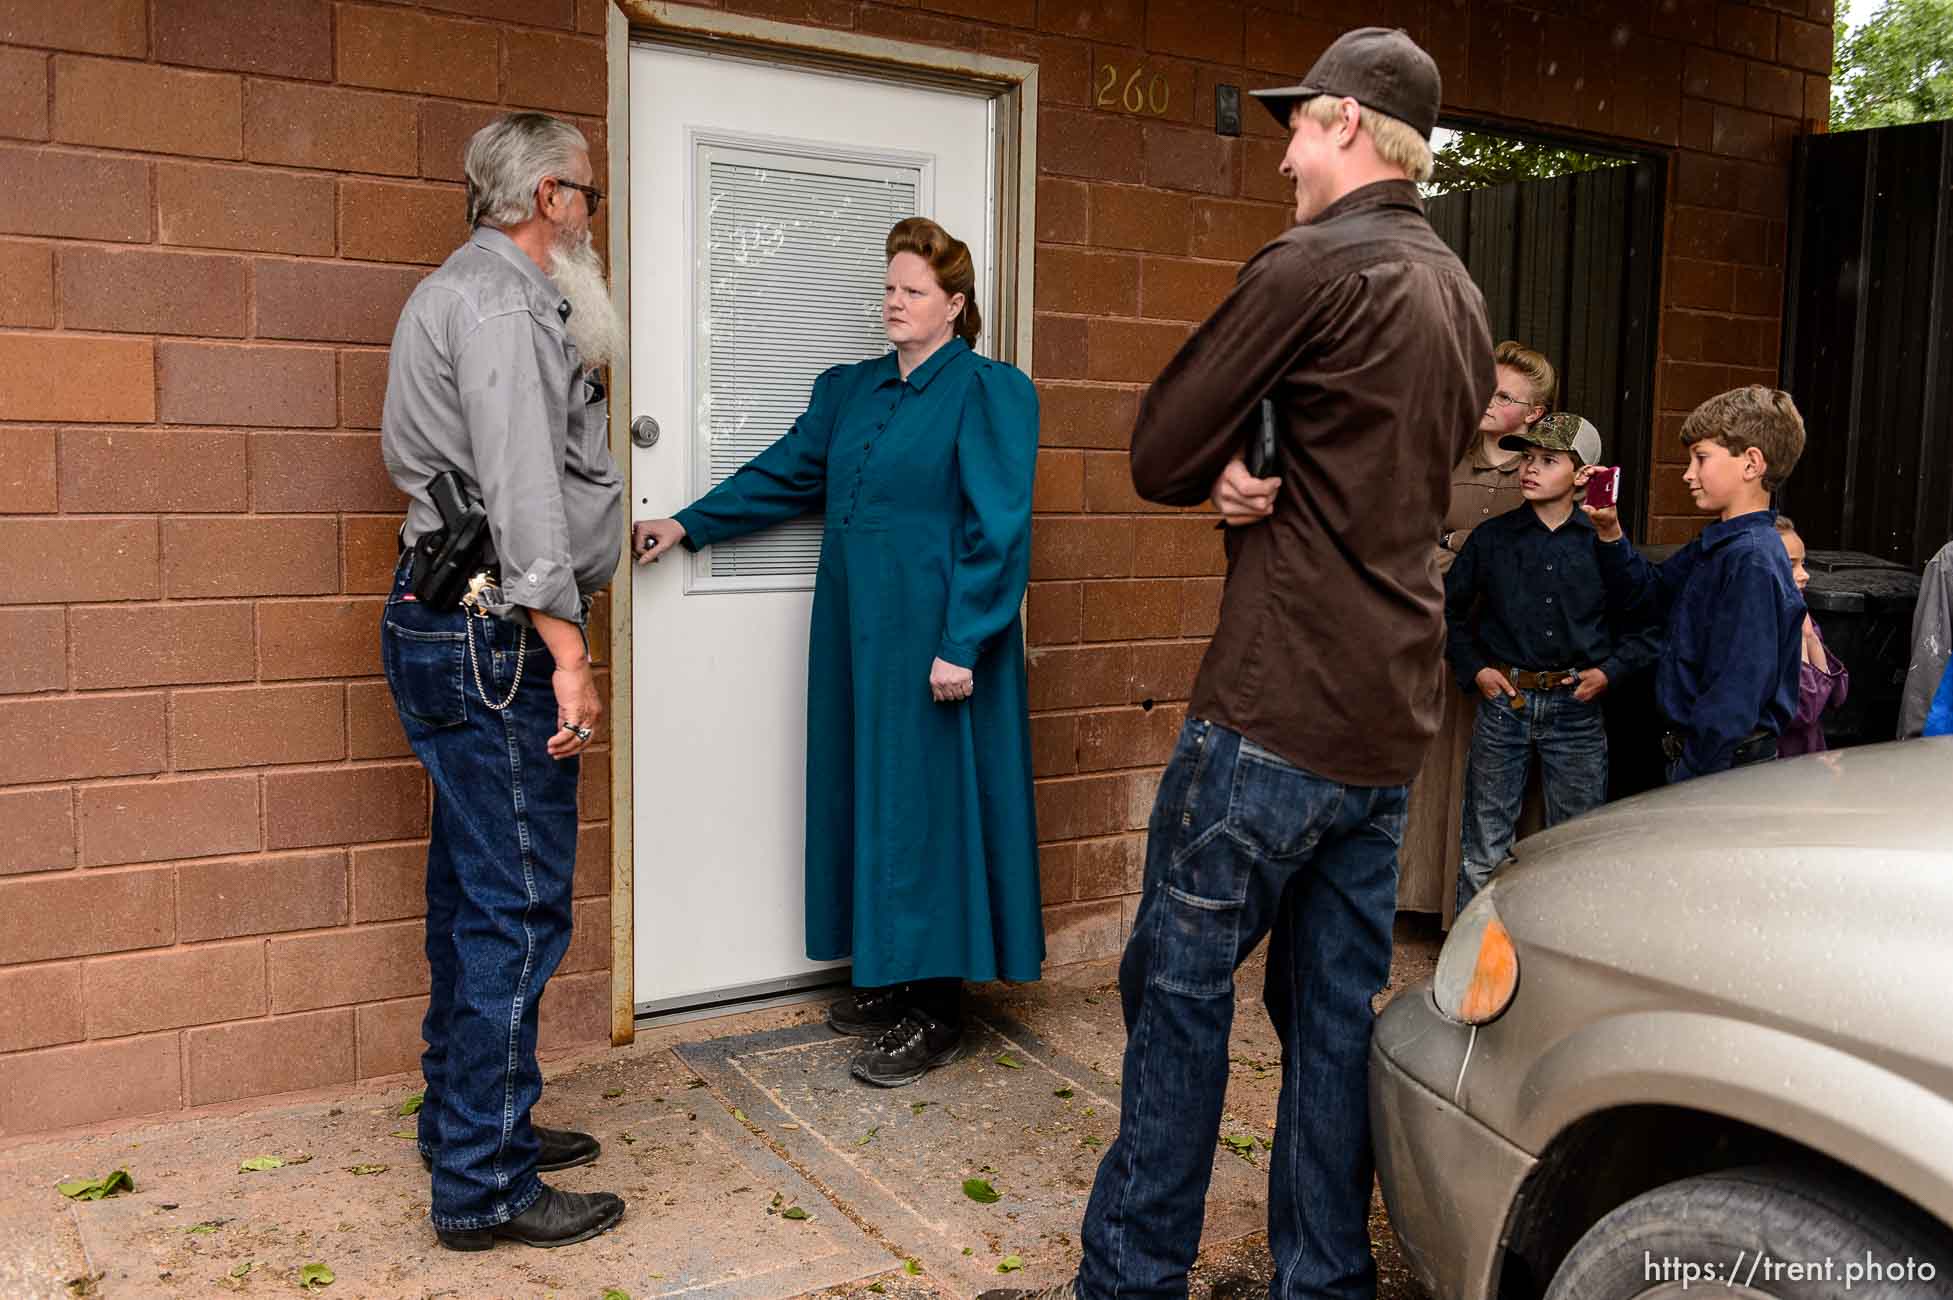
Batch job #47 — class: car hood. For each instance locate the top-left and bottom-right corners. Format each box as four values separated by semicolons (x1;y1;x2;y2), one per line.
1492;737;1953;1079
1516;737;1953;863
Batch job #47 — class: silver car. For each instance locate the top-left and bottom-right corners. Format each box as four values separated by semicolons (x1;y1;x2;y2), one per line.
1371;739;1953;1299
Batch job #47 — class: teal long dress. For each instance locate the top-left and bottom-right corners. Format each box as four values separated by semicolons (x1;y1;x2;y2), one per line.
672;338;1044;986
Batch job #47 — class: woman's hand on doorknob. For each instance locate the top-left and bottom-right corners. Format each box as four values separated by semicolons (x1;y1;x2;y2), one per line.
632;518;686;565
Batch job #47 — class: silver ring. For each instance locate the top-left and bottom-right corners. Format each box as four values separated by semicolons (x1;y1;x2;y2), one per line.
567;724;593;741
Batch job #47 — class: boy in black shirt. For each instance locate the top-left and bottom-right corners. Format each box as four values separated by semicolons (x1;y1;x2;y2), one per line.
1444;413;1656;910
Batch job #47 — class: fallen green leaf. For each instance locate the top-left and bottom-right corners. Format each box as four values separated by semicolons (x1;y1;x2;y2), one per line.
904;1258;923;1276
55;1171;133;1201
1221;1135;1255;1152
868;1284;886;1295
771;1192;784;1207
297;1262;334;1289
601;1290;631;1300
619;1131;637;1145
285;1153;314;1166
962;1178;1001;1204
995;1053;1022;1070
602;1088;625;1099
344;1164;387;1176
733;1108;748;1123
229;1262;251;1279
238;1156;284;1173
388;1129;416;1140
963;1247;975;1256
185;1222;220;1235
1259;1137;1274;1151
1053;1088;1074;1100
781;1206;811;1221
910;1101;931;1115
1081;1135;1102;1148
998;1255;1025;1273
397;1093;423;1117
855;1127;879;1147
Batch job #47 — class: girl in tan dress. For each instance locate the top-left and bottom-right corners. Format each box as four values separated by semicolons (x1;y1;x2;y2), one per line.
1398;340;1556;921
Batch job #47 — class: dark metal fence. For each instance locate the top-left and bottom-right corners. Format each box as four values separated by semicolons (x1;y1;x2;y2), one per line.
1783;120;1953;569
1428;161;1666;538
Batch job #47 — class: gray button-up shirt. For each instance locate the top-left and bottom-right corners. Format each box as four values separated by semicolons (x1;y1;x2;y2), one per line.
382;227;624;624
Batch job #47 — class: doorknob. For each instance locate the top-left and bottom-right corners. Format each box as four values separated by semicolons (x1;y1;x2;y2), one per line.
632;416;661;448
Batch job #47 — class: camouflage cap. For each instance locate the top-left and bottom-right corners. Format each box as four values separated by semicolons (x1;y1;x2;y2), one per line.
1499;412;1602;465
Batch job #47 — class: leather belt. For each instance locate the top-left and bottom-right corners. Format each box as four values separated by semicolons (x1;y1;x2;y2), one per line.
1662;729;1777;768
1504;666;1578;691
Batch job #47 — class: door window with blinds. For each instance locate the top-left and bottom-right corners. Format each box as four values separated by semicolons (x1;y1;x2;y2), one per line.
688;136;931;592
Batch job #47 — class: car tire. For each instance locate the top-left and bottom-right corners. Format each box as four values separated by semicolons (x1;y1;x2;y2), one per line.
1543;1164;1953;1300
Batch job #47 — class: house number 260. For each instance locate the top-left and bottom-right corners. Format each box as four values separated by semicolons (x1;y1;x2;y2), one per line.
1096;64;1169;115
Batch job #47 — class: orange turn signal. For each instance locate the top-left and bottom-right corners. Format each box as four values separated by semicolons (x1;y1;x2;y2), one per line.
1433;898;1520;1025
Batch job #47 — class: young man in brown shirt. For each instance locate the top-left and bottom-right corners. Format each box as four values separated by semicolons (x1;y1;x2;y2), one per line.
982;27;1495;1300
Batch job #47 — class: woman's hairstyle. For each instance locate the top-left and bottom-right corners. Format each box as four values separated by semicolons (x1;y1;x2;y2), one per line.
1299;96;1434;184
885;217;981;346
1773;514;1798;534
1492;339;1559;413
464;112;589;229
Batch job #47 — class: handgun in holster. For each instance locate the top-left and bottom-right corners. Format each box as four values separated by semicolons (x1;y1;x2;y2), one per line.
409;470;496;609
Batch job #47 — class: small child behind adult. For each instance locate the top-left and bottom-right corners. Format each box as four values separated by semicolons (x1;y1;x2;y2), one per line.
1444;413;1658;911
1582;386;1808;782
1773;515;1848;757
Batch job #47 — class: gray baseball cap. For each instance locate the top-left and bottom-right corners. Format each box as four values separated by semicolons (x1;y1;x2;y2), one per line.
1500;412;1603;466
1248;27;1442;140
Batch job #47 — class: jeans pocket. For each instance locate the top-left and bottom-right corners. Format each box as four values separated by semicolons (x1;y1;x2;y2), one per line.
384;621;468;728
1154;884;1242;998
1224;738;1339;860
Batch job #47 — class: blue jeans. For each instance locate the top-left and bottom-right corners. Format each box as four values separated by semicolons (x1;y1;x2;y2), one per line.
1076;719;1407;1300
380;557;580;1231
1455;687;1607;913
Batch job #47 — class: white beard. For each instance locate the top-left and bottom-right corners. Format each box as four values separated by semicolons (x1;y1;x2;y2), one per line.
548;228;625;371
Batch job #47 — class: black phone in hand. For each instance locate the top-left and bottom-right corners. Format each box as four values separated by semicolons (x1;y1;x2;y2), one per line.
1246;398;1279;478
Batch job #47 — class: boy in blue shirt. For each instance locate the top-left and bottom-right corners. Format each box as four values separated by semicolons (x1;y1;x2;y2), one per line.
1445;413;1658;910
1585;386;1807;782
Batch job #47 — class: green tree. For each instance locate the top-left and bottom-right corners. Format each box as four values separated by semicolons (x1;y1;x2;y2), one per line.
1831;0;1953;131
1425;131;1628;197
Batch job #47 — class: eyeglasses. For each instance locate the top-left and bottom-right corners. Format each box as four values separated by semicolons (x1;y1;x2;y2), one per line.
555;179;604;217
1488;390;1535;409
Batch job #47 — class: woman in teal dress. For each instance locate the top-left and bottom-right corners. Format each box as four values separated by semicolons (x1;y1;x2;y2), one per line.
633;218;1041;1087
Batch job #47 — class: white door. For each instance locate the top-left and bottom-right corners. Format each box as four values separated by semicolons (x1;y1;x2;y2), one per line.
629;42;997;1013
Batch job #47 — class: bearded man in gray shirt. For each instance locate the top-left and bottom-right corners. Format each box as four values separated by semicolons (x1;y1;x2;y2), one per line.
379;111;626;1252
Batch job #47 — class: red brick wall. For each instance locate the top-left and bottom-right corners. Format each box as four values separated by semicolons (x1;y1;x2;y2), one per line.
0;0;1828;1137
0;0;614;1139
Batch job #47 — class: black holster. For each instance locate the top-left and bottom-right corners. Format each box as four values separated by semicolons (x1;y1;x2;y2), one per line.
408;471;497;608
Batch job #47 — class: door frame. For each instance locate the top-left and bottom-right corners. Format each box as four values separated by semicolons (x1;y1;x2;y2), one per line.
602;0;1040;1044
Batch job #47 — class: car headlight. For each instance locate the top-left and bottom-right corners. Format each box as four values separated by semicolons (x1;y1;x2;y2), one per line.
1433;889;1519;1024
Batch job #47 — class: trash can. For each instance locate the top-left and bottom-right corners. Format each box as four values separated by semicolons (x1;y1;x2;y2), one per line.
1802;558;1923;748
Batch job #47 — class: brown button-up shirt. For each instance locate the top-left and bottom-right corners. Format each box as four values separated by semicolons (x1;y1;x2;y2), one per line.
1437;440;1527;575
1130;180;1495;787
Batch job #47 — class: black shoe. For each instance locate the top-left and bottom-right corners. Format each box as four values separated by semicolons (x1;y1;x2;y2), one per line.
826;984;912;1037
420;1125;602;1174
849;1012;964;1087
434;1184;626;1251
